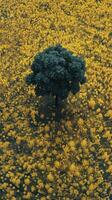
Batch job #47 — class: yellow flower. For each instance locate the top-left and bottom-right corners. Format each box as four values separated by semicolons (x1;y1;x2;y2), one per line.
89;175;94;182
38;163;45;170
69;163;76;172
12;197;16;200
38;182;44;189
102;152;109;161
47;173;54;182
96;108;101;113
9;190;14;196
78;118;84;126
44;125;50;132
54;161;60;168
4;165;10;172
84;148;89;154
82;160;89;167
2;182;8;189
63;145;69;154
68;140;75;147
81;197;87;200
65;120;72;129
87;167;94;174
40;197;46;200
105;110;112;119
73;189;79;195
16;137;22;144
15;179;20;186
45;184;50;190
98;113;103;119
8;172;14;178
55;137;61;144
27;165;32;172
89;184;96;191
28;140;35;148
88;99;96;109
98;126;103;133
107;165;112;173
31;186;35;192
47;187;53;193
24;178;30;185
3;142;9;148
70;146;75;151
24;192;32;199
98;98;104;105
31;172;37;178
103;131;111;140
8;130;16;137
66;120;72;127
75;171;80;177
81;139;88;147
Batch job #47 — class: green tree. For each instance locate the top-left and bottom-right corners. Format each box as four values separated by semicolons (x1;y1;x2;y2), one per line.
26;44;86;110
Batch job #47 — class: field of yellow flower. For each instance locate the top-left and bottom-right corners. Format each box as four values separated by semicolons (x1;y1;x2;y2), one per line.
0;0;112;199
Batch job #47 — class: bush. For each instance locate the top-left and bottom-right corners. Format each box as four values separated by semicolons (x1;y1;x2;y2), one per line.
26;44;87;108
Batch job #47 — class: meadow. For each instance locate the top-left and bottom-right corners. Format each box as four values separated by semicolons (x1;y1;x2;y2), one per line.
0;0;112;199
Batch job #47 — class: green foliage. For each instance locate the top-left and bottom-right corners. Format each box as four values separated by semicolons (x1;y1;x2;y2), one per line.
26;44;86;100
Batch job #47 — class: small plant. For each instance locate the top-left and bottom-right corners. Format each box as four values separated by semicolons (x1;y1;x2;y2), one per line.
26;44;86;111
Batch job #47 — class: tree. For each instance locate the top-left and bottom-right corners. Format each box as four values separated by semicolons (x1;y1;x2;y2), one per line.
26;44;86;111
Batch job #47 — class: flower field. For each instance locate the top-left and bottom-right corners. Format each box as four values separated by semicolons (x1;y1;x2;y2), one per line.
0;0;112;199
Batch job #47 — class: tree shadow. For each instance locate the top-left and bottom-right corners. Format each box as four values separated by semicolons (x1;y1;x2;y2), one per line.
25;96;79;156
34;95;74;124
26;94;75;134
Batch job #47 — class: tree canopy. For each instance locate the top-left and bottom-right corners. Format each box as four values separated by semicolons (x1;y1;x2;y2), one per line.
26;44;86;100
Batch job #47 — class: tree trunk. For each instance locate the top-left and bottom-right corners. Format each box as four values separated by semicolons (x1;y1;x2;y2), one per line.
55;95;61;121
55;95;59;109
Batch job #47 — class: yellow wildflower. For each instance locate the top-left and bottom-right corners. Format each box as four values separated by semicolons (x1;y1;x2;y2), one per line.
81;139;88;147
24;178;30;185
47;173;54;182
31;186;35;192
89;175;94;182
15;179;20;186
105;110;112;119
82;160;89;167
87;167;94;174
40;197;46;200
88;99;96;109
28;140;35;148
96;108;101;113
45;184;50;190
90;128;96;134
89;183;96;191
107;165;112;173
44;125;50;132
98;126;103;133
78;118;84;126
47;187;53;193
55;137;61;143
102;152;109;161
38;182;44;189
68;140;75;147
24;192;32;199
103;131;111;140
2;182;8;189
66;120;72;127
54;161;60;168
40;197;47;200
12;197;16;200
69;163;76;172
